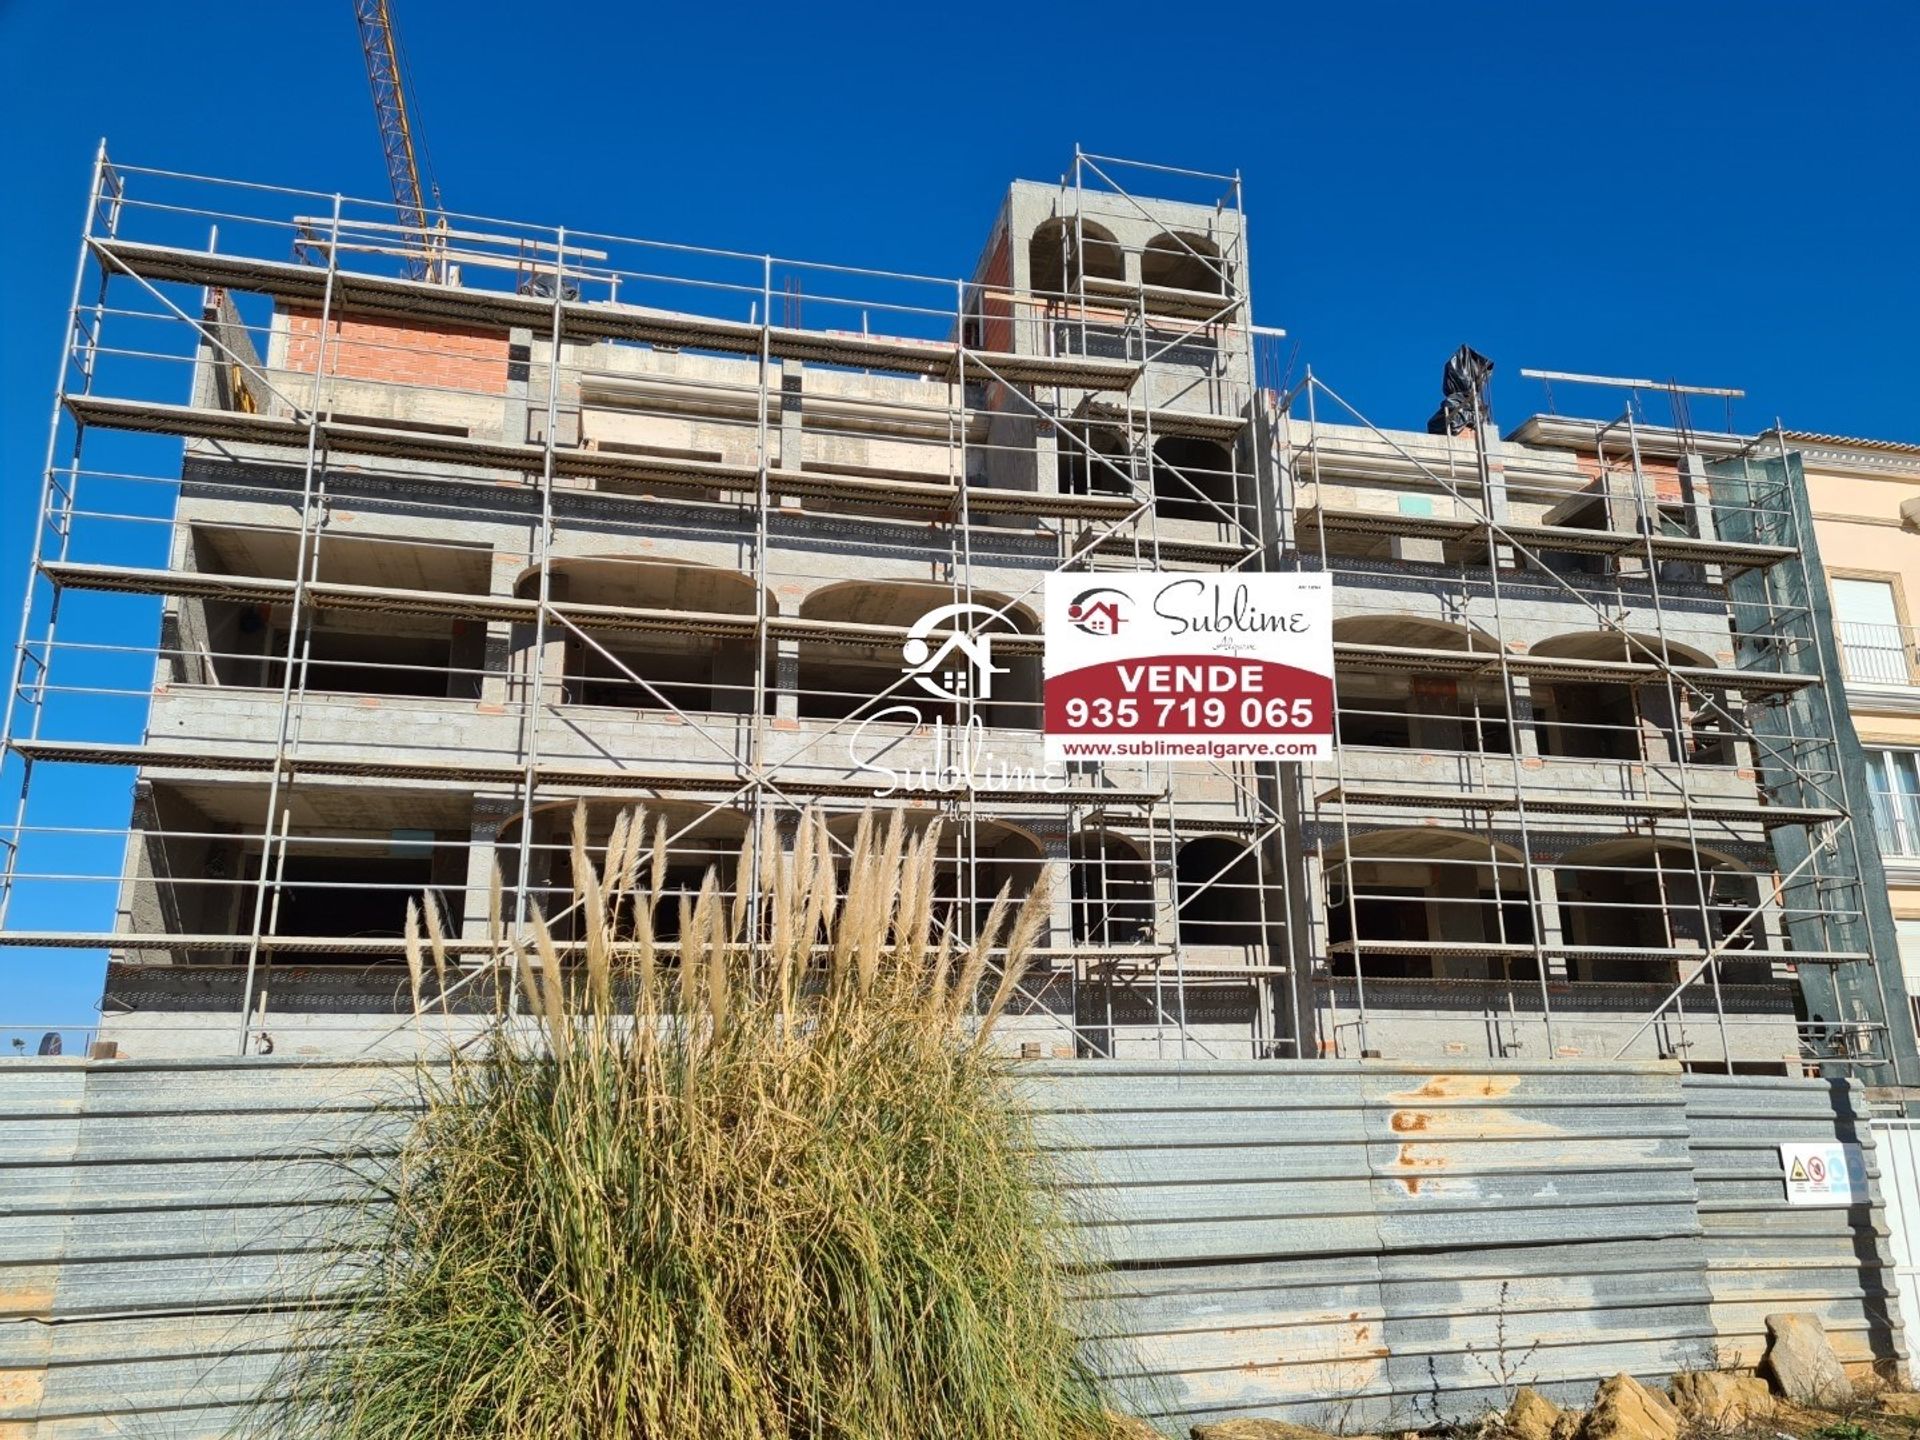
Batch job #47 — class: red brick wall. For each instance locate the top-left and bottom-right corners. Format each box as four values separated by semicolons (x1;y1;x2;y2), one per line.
979;232;1014;355
282;308;510;395
1575;452;1683;505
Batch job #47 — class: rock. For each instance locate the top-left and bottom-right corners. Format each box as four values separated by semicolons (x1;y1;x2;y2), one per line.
1668;1371;1774;1427
1757;1313;1853;1405
1549;1413;1584;1440
1506;1387;1564;1440
1577;1373;1678;1440
1191;1422;1340;1440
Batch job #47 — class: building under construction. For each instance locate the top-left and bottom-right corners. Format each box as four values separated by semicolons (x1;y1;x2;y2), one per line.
3;147;1913;1080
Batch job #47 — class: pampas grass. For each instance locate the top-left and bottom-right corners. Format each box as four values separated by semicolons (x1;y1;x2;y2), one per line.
253;805;1114;1440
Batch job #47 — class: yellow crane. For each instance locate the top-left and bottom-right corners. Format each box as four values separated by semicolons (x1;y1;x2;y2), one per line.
352;0;444;280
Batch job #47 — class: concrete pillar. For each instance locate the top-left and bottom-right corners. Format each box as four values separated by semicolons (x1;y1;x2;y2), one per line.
1483;430;1517;569
539;573;571;707
774;638;801;722
1510;676;1541;759
1042;830;1073;956
460;794;520;942
1531;866;1570;982
1639;684;1681;764
778;360;802;472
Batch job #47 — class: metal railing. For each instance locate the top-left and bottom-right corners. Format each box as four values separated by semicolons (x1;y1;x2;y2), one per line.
1838;620;1916;686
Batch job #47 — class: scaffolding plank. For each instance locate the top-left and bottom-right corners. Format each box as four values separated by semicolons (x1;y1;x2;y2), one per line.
39;561;1052;654
0;933;1175;960
1313;783;1839;828
1322;939;1866;965
9;738;1159;806
1088;530;1255;563
64;395;1140;522
1072;396;1249;443
1330;642;1815;696
1076;274;1242;323
93;238;1140;391
1296;504;1796;574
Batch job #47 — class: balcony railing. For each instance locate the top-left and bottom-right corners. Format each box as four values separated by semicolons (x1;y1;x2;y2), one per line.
1838;620;1916;686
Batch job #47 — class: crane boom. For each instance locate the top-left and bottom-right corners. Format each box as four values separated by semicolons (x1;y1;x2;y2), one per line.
353;0;440;280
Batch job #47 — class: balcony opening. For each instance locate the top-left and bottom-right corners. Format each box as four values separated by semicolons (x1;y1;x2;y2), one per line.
1530;632;1733;765
1177;835;1273;949
1536;492;1611;576
1027;218;1124;299
523;557;769;717
1833;577;1911;685
1142;232;1228;296
120;780;471;963
502;801;749;949
797;581;1039;730
1152;436;1238;525
271;854;438;942
1557;839;1767;984
1070;829;1154;946
1333;615;1510;754
1324;829;1531;980
1057;423;1133;497
827;813;1043;943
184;525;490;699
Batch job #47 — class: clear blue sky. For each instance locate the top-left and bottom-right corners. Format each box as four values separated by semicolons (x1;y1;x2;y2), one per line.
1;1;1916;1040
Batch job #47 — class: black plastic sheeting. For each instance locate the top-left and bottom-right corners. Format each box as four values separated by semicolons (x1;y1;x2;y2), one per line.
1427;344;1494;435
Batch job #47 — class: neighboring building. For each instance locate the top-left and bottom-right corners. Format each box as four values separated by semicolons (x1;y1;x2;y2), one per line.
1796;433;1920;1036
1;148;1912;1080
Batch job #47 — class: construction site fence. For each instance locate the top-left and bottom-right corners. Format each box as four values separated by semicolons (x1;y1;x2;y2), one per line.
0;1055;1901;1436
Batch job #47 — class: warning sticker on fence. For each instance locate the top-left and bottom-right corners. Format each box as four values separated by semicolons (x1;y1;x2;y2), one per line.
1779;1142;1866;1207
1043;574;1333;764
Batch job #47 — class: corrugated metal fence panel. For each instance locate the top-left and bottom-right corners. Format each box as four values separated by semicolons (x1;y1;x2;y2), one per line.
1026;1061;1715;1430
1;1058;1900;1438
1;1059;415;1440
1871;1121;1920;1362
1682;1074;1903;1373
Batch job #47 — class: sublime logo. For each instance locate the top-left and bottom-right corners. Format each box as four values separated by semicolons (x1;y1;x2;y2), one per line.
1065;586;1130;636
842;602;1064;797
900;602;1011;702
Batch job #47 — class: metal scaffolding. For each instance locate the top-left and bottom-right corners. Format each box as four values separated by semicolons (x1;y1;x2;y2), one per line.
0;143;1907;1079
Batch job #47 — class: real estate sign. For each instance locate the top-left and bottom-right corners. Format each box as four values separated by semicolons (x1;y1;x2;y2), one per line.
1043;574;1333;764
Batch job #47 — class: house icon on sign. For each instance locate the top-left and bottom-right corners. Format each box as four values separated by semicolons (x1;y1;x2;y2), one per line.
1067;587;1130;636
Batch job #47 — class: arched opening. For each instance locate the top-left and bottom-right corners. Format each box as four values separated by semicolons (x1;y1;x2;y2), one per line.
1557;839;1767;984
496;800;750;948
1177;835;1274;949
521;558;769;716
798;582;1041;730
825;812;1044;942
1027;218;1125;299
1333;615;1511;753
1152;436;1238;524
186;525;492;700
1324;829;1532;979
1057;422;1133;497
1142;232;1227;296
1070;829;1154;946
1530;632;1733;765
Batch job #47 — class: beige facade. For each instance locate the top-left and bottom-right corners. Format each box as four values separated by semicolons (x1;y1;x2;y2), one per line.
1799;434;1920;1000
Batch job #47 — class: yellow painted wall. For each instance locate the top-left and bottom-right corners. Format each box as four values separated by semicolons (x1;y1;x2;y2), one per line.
1802;450;1920;739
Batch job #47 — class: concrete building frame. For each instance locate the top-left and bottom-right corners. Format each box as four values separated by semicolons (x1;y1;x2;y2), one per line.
0;144;1911;1080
